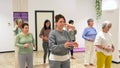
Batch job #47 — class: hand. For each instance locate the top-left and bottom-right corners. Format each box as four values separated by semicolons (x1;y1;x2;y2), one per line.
72;42;78;48
68;28;73;31
66;24;75;30
16;25;18;28
104;46;112;52
15;25;19;29
43;36;48;41
33;45;36;49
89;38;94;42
64;41;73;48
24;43;30;48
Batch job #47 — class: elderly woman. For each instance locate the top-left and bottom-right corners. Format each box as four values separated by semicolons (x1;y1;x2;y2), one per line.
13;18;24;35
82;18;97;67
94;21;114;68
13;18;24;68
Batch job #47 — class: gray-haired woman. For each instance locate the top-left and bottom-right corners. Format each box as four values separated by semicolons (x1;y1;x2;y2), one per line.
82;18;97;67
94;21;114;68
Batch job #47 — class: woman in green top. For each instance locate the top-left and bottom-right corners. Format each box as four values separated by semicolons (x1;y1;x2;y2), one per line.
15;23;36;68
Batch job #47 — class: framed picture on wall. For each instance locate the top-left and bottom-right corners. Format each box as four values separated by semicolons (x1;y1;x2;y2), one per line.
35;10;54;51
13;12;28;24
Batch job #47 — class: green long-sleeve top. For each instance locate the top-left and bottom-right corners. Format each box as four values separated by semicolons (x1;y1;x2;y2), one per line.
15;33;35;54
68;29;77;41
13;26;22;35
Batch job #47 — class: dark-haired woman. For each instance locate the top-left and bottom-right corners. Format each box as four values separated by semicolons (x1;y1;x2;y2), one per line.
49;14;78;68
68;20;77;59
39;19;51;64
15;23;36;68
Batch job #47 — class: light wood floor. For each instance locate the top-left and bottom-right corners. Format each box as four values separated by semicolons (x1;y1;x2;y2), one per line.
0;51;120;68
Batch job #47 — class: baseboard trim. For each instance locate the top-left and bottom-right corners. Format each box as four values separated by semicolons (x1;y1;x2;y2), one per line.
0;51;14;53
0;50;37;53
112;61;120;64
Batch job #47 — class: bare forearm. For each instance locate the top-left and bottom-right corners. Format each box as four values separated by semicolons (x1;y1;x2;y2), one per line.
96;45;105;49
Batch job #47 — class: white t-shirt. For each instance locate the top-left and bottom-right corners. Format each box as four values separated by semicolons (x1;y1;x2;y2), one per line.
49;53;70;61
94;31;113;56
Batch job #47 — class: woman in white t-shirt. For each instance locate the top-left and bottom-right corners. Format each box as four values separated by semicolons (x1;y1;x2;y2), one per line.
94;21;115;68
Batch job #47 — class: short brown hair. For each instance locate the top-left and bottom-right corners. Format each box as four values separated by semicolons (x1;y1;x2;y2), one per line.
22;23;29;28
55;14;66;23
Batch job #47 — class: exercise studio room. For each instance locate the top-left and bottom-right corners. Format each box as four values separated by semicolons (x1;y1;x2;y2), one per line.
0;0;120;68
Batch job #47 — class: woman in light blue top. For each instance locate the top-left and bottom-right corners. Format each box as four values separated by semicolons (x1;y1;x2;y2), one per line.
82;18;97;67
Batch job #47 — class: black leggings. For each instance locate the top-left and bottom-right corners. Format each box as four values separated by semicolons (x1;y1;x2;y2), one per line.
70;40;75;56
42;42;50;63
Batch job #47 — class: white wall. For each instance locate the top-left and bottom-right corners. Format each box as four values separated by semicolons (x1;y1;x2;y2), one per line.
0;0;14;52
118;0;120;50
28;0;96;51
100;0;120;62
1;0;119;58
13;0;28;11
0;0;96;52
101;9;119;62
0;0;28;52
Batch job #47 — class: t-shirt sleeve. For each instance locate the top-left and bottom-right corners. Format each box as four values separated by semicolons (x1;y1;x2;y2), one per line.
94;34;102;46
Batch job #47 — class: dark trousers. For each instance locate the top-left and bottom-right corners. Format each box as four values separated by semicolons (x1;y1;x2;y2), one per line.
70;50;73;56
70;40;75;56
42;42;50;63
